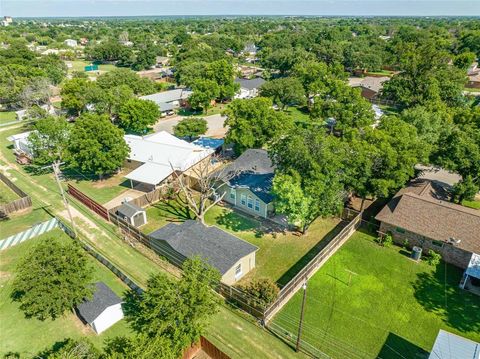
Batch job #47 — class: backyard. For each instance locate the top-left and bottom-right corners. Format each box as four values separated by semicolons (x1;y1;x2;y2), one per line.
0;125;308;358
141;198;344;285
0;229;131;357
271;229;480;359
0;179;18;205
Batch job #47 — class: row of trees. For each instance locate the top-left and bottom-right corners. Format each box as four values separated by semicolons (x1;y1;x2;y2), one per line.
12;234;220;358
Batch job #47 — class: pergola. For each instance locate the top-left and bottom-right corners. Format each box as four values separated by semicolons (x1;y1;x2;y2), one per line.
460;253;480;295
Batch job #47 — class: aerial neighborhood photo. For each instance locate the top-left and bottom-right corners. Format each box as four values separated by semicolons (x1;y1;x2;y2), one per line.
0;0;479;358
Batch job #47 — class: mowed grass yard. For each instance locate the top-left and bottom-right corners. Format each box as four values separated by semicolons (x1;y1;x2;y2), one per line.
0;111;16;125
272;230;480;359
65;169;132;205
0;229;132;357
141;198;342;285
0;180;19;205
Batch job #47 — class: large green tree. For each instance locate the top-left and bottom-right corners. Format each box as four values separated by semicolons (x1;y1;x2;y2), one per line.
68;113;129;177
96;68;156;95
29;116;70;165
11;236;93;321
260;77;306;110
124;258;220;358
118;98;160;133
224;97;292;154
189;79;220;113
173;117;208;141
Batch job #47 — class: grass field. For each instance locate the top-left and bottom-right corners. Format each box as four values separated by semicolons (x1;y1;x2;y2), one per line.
462;199;480;209
0;125;309;358
272;229;480;359
0;208;53;239
0;111;16;126
142;199;342;285
65;169;131;205
0;180;18;205
66;60;117;78
0;229;131;357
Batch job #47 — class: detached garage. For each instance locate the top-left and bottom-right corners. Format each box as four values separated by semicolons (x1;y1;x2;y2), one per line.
76;282;124;334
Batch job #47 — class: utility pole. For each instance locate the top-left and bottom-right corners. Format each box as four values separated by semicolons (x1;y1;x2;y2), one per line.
51;161;77;237
296;282;307;352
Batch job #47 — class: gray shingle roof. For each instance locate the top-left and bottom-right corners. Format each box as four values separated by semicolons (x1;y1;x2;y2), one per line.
234;77;266;90
223;149;275;203
148;220;258;275
76;282;122;324
117;202;144;219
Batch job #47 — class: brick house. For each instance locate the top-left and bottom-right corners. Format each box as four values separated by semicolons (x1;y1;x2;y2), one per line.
375;179;480;270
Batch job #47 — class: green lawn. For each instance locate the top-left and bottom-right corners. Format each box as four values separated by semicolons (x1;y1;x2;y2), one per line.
272;230;480;359
284;106;311;124
462;199;480;209
66;60;117;77
142;199;342;285
0;180;19;205
0;208;53;239
0;125;310;358
65;169;131;205
0;229;131;357
177;103;227;117
0;111;16;125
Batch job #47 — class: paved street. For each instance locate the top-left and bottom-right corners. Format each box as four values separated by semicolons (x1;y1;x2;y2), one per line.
153;114;227;138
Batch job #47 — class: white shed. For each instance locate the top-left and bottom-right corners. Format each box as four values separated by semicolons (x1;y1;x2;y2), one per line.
76;282;124;334
116;202;147;227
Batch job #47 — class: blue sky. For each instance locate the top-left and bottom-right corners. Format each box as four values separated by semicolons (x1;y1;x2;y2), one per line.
1;1;479;17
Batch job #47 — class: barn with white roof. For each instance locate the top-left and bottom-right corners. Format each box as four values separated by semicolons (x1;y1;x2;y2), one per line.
124;131;213;190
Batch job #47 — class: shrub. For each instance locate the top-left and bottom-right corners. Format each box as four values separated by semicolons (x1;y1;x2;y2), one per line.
376;233;393;247
241;278;280;307
426;250;441;266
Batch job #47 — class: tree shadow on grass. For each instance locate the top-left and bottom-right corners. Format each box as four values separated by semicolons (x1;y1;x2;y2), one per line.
412;263;480;333
377;332;429;359
215;210;260;233
276;219;349;286
151;197;194;223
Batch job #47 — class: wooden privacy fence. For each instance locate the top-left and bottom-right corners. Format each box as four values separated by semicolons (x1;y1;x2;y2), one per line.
0;172;32;217
263;209;362;322
182;336;231;359
67;184;110;220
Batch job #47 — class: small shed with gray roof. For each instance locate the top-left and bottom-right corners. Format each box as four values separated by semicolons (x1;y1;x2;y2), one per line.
76;282;124;334
149;220;258;284
116;202;147;227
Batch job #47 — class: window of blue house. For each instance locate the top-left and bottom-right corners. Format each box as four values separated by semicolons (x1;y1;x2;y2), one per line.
240;194;246;206
254;199;260;212
230;188;236;200
396;227;406;234
247;196;253;209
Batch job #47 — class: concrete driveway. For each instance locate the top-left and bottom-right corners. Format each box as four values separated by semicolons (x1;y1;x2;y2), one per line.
154;114;227;138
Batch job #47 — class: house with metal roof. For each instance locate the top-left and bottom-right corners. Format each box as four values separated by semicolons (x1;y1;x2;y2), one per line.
376;179;480;274
216;149;275;219
76;282;124;334
234;77;266;99
149;220;258;285
124;131;213;190
140;88;192;116
428;330;479;359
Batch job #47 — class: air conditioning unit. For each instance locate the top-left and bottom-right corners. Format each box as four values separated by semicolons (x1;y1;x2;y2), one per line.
122;197;133;204
447;237;461;245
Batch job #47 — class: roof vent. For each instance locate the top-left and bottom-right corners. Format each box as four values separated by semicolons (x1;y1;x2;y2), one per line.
448;237;461;245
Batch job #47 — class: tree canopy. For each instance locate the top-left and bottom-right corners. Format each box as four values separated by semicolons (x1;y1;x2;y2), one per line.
68;113;129;177
11;236;93;321
173;117;208;141
118;98;160;133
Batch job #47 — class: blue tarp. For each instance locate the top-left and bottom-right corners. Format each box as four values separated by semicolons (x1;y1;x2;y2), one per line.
193;137;224;150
